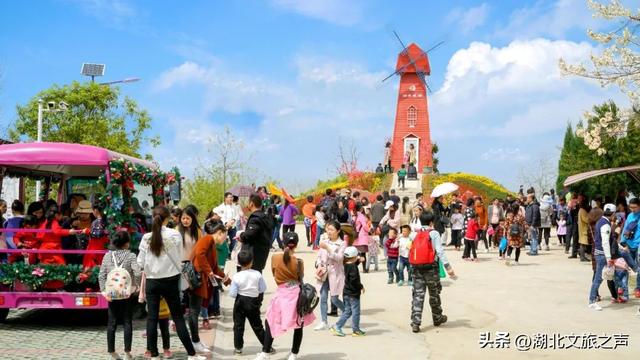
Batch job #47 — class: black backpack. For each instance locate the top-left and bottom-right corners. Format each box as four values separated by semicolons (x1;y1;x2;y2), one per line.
295;259;319;325
509;223;522;237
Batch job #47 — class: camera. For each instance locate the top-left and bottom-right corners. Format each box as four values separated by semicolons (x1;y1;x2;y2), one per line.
58;101;69;110
47;101;56;110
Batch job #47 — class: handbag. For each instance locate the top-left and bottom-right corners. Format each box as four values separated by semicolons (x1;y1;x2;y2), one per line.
166;248;202;291
315;263;328;282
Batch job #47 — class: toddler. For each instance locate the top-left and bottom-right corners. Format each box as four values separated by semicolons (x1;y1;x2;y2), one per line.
368;230;380;271
397;225;413;286
556;213;567;246
385;228;400;283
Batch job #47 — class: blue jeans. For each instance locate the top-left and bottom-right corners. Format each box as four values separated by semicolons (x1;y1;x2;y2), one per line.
615;270;629;299
335;295;361;331
398;256;412;282
589;254;606;303
387;257;399;282
628;248;640;291
320;280;344;323
272;223;283;249
315;224;324;248
529;227;539;255
228;228;237;257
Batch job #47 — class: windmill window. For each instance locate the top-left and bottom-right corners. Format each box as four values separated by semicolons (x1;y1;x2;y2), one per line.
407;106;417;128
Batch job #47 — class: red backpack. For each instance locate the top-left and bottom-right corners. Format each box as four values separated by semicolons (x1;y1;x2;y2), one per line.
409;229;436;265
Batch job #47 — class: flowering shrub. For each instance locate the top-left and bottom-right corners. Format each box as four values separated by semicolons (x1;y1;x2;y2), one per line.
425;173;514;203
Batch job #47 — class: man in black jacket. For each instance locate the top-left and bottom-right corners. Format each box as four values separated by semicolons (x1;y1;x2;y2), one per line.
525;193;541;256
240;194;273;273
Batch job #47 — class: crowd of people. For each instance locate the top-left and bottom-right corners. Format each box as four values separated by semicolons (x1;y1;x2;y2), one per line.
3;182;640;359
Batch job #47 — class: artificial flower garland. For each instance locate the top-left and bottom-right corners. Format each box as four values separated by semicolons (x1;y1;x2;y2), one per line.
98;158;180;244
0;263;99;291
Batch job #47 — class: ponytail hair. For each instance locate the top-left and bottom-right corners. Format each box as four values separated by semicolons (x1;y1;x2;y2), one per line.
150;206;170;257
282;231;299;265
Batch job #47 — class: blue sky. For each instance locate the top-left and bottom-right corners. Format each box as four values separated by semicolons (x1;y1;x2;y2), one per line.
0;0;629;193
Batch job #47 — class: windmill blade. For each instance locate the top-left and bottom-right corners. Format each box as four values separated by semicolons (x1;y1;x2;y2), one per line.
393;30;408;51
424;40;445;54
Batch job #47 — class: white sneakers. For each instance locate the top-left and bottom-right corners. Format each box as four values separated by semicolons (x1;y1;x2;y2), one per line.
287;353;298;360
484;249;489;253
588;302;602;311
254;352;270;360
314;321;329;331
188;356;207;360
193;342;211;354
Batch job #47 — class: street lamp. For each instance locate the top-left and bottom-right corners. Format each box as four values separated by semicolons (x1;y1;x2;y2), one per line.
100;77;140;86
35;99;67;199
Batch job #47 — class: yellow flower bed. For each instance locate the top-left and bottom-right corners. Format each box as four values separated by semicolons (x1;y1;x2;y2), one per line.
433;173;512;195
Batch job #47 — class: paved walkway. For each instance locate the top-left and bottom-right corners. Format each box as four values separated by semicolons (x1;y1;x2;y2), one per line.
213;225;640;359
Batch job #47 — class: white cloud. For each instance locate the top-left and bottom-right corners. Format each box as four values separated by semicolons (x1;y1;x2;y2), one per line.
268;0;364;26
428;37;627;190
66;0;137;27
480;148;529;161
151;55;396;193
495;0;602;39
446;3;490;34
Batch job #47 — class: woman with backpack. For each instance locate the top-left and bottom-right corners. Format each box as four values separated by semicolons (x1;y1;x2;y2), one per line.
99;231;141;360
254;232;315;360
505;205;526;266
314;221;346;331
137;206;206;360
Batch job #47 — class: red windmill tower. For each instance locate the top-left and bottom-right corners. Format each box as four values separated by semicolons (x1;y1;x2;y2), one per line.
382;32;442;173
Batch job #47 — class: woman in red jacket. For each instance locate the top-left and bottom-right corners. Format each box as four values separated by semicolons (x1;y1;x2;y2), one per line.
38;204;85;265
188;220;230;354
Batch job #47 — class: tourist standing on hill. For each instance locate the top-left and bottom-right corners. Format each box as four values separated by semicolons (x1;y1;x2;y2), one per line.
383;141;392;173
137;206;204;360
302;196;316;247
315;221;346;331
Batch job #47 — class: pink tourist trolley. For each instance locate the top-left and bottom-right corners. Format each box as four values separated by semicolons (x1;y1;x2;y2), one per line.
0;142;180;322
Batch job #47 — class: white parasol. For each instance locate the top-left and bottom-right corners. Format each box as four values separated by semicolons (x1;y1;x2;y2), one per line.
430;182;459;198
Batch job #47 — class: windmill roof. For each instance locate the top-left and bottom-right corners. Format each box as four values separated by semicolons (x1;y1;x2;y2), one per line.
395;43;431;75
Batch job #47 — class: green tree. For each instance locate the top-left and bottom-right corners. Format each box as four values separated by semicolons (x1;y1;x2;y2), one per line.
181;166;241;221
432;143;440;173
10;81;159;157
557;101;640;198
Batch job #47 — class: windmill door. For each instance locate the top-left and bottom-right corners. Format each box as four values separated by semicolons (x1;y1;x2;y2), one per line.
403;136;419;169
